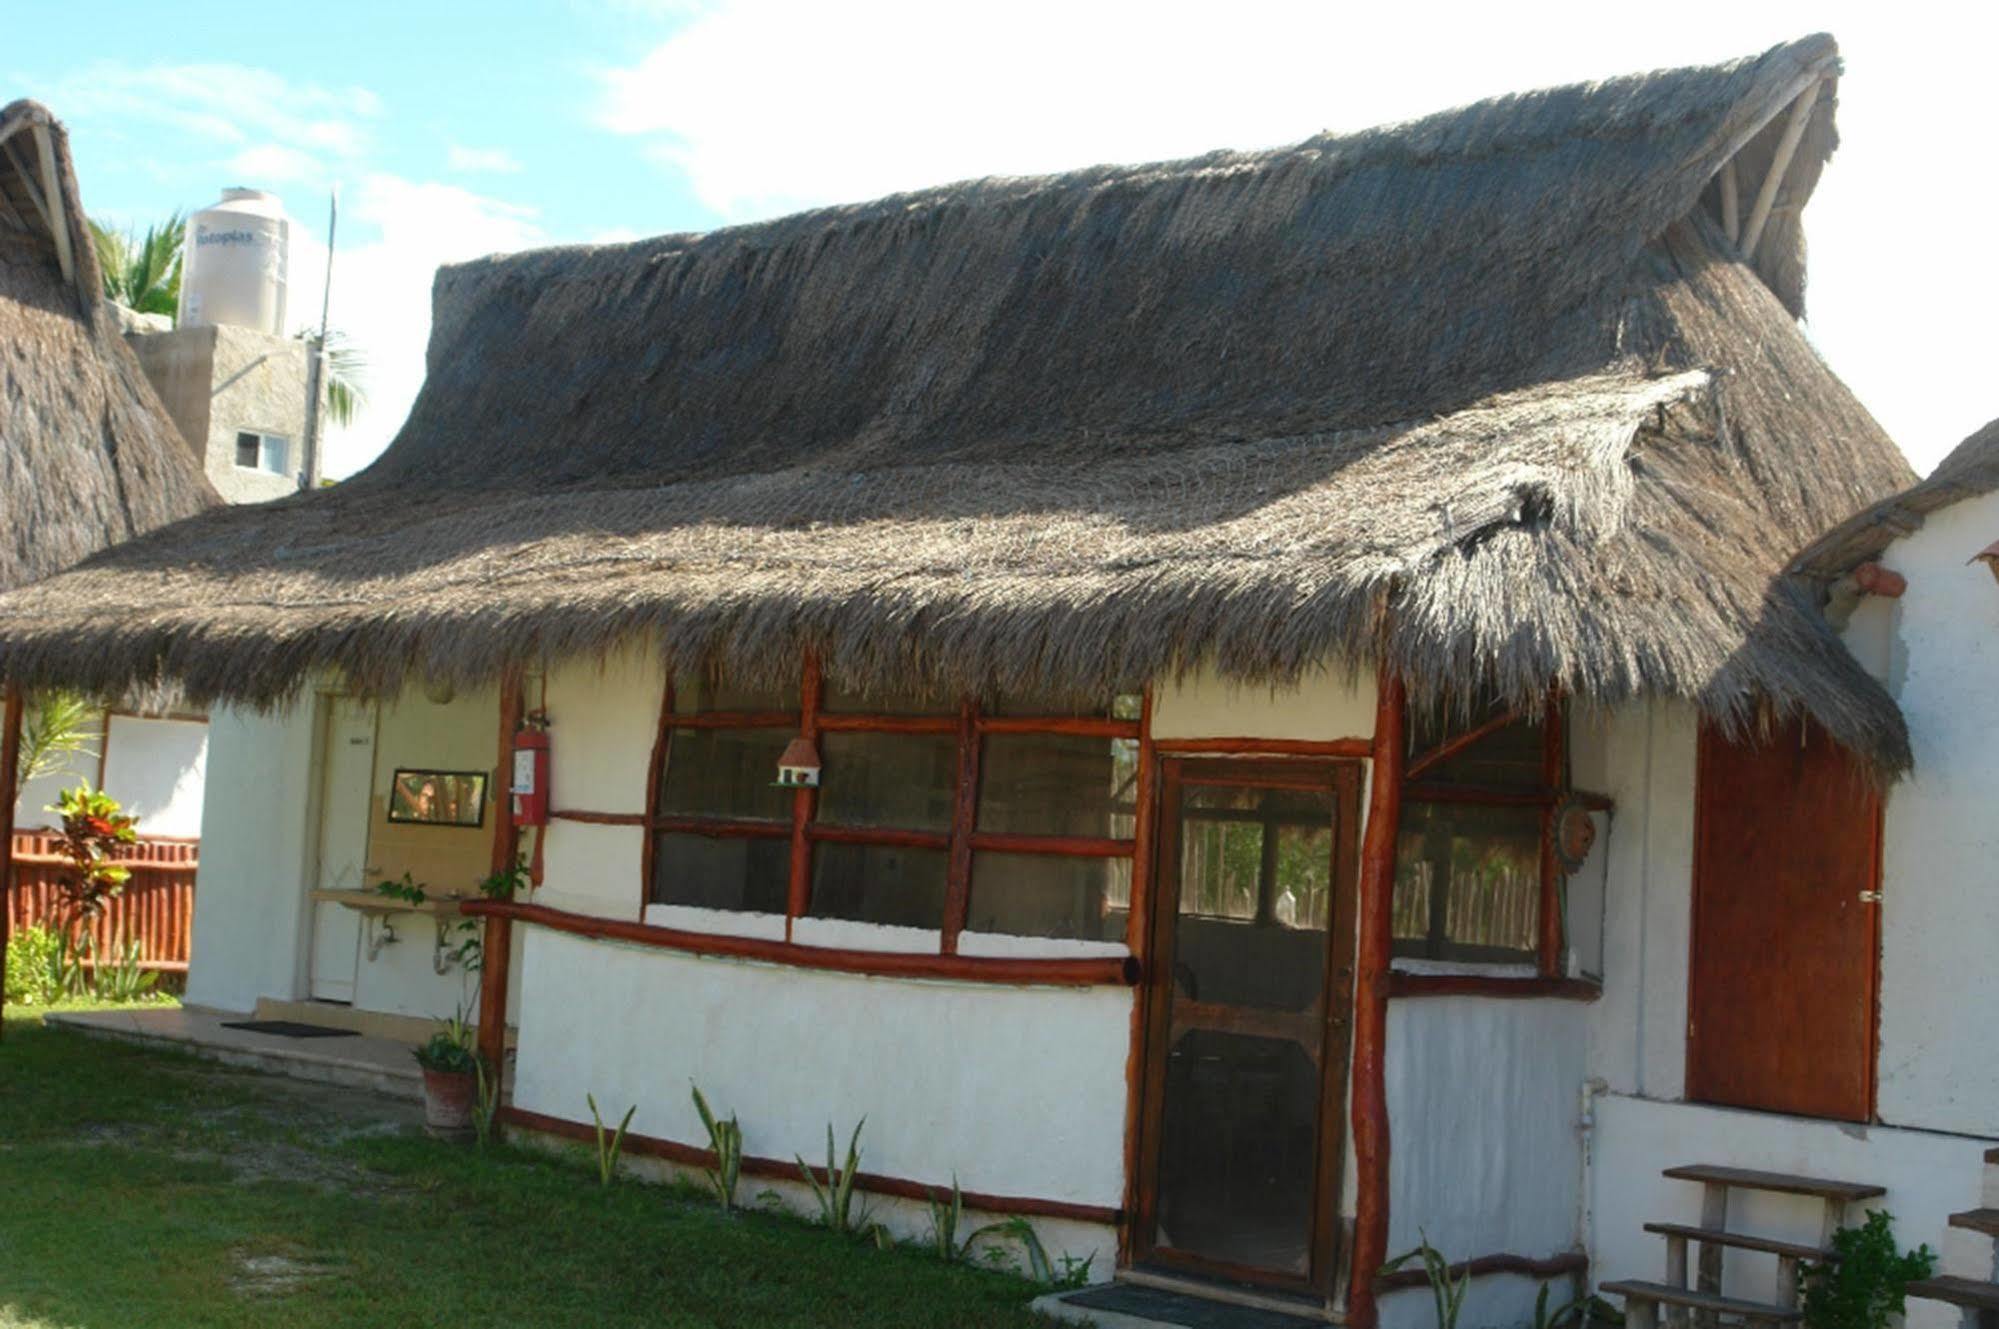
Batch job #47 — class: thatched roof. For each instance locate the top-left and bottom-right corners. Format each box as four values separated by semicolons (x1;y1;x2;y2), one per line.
0;38;1918;769
0;100;219;594
1793;418;1999;580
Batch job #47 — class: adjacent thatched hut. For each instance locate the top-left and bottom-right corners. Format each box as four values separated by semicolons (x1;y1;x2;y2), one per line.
0;99;219;592
0;39;1946;1329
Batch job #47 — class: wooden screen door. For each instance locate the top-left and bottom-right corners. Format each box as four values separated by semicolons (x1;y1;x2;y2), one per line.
1133;758;1361;1293
1688;718;1881;1122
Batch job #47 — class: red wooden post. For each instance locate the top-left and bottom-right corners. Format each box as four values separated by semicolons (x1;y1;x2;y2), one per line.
0;689;22;1040
475;669;525;1099
784;657;822;936
1348;668;1405;1329
1539;685;1566;978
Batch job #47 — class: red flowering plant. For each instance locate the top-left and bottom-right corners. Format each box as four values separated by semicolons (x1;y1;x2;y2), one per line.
48;784;139;938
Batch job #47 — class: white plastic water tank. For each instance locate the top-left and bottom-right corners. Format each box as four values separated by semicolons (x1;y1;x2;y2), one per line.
178;188;290;334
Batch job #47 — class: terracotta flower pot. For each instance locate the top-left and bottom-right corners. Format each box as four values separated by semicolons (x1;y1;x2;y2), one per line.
422;1067;477;1136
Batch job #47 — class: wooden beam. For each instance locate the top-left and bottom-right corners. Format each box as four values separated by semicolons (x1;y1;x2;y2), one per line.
1719;158;1741;245
1117;687;1157;1265
784;657;822;938
475;669;524;1103
1377;1250;1588;1291
941;699;979;954
1150;736;1372;758
1539;689;1566;977
0;691;24;1041
0;139;52;233
1739;81;1822;263
30;126;75;288
1404;707;1521;782
1347;668;1406;1329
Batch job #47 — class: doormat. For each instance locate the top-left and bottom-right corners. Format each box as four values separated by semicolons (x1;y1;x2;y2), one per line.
1055;1283;1324;1328
220;1020;360;1039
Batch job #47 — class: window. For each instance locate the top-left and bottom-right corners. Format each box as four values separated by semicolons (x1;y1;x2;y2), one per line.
646;665;1143;949
234;430;291;475
1392;695;1562;967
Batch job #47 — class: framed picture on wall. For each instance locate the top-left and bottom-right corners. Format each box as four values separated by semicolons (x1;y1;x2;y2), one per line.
387;769;489;827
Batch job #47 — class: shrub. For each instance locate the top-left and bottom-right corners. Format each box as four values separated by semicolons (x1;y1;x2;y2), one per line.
1801;1211;1936;1329
3;924;64;1006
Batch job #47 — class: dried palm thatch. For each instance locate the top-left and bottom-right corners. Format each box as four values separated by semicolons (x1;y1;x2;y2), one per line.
0;38;1916;769
1793;418;1999;581
0;99;218;593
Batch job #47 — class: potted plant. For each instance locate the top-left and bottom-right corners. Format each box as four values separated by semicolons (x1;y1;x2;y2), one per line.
413;1013;481;1137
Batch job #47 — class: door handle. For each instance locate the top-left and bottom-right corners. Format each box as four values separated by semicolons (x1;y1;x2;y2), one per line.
1858;891;1882;904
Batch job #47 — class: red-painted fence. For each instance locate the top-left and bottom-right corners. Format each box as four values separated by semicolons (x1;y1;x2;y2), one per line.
6;832;197;971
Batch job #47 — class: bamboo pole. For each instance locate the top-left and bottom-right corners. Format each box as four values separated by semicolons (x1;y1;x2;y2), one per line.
1739;81;1821;263
1719;159;1741;245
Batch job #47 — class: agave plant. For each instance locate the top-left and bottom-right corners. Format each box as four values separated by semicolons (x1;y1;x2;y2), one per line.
798;1118;870;1237
692;1085;743;1213
586;1093;635;1187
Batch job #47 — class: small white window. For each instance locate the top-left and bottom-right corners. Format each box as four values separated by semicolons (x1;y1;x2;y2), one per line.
234;430;291;476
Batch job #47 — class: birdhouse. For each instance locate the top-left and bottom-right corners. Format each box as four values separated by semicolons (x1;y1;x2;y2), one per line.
775;736;821;788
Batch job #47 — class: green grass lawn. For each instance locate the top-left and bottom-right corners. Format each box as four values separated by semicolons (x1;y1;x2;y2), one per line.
0;1007;1061;1328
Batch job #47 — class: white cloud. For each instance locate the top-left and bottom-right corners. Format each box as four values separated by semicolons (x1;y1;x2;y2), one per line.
46;61;378;161
594;0;1996;473
288;176;545;478
225;143;325;185
447;144;523;174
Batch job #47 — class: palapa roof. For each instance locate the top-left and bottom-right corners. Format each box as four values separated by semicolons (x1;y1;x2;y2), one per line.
0;37;1919;769
0;100;219;594
1794;417;1999;579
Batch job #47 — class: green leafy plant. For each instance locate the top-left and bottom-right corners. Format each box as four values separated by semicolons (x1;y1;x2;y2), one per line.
3;924;64;1006
691;1084;743;1213
50;928;91;1000
477;857;532;902
472;1057;500;1149
1801;1211;1936;1329
798;1118;870;1237
1535;1282;1621;1329
16;692;97;790
89;212;185;317
923;1175;1065;1282
1383;1232;1468;1329
375;873;428;907
412;1012;477;1075
587;1093;636;1187
48;784;138;935
94;938;160;1003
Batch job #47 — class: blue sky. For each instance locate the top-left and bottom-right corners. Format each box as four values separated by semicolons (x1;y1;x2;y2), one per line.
9;1;1994;478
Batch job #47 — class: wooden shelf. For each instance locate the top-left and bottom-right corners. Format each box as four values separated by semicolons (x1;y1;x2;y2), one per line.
310;888;472;918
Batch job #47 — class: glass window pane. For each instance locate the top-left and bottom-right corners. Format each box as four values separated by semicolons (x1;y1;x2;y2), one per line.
1392;800;1541;961
966;853;1131;941
652;833;788;913
657;727;792;820
670;676;794;714
815;732;956;830
976;735;1137;837
1177;785;1333;929
235;431;259;467
261;434;289;474
809;842;947;929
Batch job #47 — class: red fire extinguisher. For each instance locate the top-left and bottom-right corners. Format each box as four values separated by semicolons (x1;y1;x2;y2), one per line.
511;713;551;827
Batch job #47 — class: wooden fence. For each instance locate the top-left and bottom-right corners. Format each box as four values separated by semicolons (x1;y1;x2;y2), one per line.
6;832;197;972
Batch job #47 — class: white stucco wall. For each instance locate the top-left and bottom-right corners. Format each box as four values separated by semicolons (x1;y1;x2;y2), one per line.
1840;489;1999;1136
1151;666;1377;741
1380;997;1592;1329
184;701;318;1013
513;927;1132;1263
1590;1094;1986;1329
102;715;208;838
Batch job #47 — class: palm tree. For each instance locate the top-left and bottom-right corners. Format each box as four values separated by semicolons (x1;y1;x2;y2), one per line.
91;210;368;428
89;212;185;317
15;692;98;791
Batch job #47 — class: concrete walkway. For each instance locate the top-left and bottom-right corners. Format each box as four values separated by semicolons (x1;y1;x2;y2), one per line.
46;1005;423;1102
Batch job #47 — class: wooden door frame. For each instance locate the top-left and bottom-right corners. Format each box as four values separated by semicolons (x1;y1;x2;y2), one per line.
1128;755;1363;1295
1685;720;1883;1122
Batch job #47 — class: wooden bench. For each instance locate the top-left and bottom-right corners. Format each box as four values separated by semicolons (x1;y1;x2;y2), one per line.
1599;1280;1800;1329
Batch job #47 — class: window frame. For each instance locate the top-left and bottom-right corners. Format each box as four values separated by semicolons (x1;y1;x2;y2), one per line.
643;658;1144;953
233;429;291;476
1393;691;1566;975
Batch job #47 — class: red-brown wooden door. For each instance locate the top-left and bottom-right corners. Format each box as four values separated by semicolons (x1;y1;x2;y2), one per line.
1687;718;1880;1122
